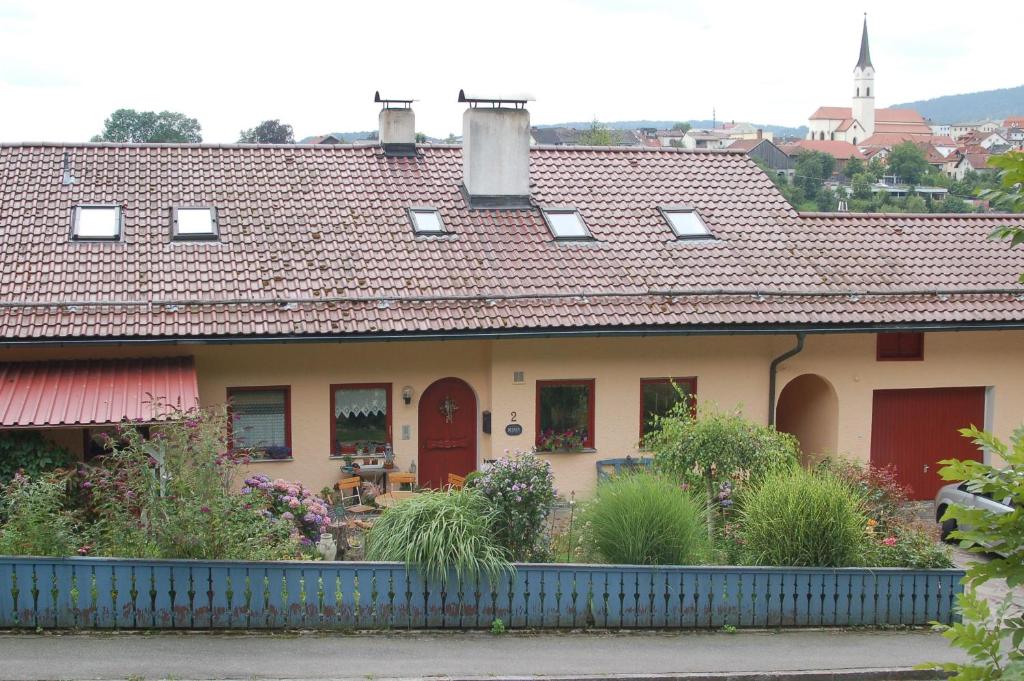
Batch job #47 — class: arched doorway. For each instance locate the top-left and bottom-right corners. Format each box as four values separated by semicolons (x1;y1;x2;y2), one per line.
775;374;838;465
417;377;477;488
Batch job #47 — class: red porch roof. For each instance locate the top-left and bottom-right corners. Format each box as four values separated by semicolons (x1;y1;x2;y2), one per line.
0;357;199;428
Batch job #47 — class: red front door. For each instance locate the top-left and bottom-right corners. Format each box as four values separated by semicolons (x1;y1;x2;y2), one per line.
870;387;985;500
418;377;477;489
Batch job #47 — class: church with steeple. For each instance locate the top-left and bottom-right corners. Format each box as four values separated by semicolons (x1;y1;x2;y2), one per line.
806;17;932;145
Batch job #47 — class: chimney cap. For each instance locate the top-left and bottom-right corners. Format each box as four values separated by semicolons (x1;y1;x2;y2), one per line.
374;91;416;109
458;89;534;108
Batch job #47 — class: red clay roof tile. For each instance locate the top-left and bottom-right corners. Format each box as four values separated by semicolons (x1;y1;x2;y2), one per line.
1;142;1023;340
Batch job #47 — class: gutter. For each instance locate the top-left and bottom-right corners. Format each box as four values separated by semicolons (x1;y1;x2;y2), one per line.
4;320;1024;349
768;333;805;426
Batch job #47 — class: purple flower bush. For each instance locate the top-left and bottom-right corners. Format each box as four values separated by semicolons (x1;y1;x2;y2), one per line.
242;474;332;546
468;451;555;560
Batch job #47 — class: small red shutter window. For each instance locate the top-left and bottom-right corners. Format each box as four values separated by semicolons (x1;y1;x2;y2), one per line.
876;332;924;361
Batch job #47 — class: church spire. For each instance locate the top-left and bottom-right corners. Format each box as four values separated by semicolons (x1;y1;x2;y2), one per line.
856;14;873;70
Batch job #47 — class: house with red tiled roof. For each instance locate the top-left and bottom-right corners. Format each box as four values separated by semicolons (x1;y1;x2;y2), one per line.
954;151;996;180
3;93;1024;500
807;19;932;145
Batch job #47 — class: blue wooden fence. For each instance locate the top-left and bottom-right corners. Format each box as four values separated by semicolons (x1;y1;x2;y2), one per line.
0;557;963;630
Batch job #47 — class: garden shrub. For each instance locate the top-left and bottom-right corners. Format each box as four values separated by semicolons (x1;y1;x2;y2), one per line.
740;467;866;567
817;456;911;530
580;472;709;565
0;472;80;557
77;406;302;560
364;489;511;582
860;522;952;569
646;401;798;539
467;451;555;561
242;474;332;548
0;430;74;483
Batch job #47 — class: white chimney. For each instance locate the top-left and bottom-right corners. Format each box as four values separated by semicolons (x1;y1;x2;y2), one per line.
459;90;533;207
374;91;416;156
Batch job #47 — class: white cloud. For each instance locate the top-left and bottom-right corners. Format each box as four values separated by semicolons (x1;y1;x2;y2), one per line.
0;0;1020;142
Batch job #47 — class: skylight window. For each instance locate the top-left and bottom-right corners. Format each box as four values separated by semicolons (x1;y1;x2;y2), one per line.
71;205;121;241
661;207;712;239
542;209;591;240
172;207;218;240
409;208;445;235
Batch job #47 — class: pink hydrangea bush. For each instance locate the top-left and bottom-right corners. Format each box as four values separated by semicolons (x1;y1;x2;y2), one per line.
242;474;332;546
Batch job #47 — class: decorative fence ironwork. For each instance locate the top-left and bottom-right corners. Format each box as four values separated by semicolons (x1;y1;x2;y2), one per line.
0;557;963;630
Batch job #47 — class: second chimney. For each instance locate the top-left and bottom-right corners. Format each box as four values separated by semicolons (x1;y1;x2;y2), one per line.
375;91;416;157
459;90;532;208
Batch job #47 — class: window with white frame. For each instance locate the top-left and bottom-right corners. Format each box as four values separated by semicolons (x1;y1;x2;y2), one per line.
661;207;712;239
409;208;445;235
542;208;591;240
72;205;121;241
172;207;218;240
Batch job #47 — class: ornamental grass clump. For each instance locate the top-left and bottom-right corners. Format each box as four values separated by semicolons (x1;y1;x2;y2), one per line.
739;467;866;567
580;472;709;565
364;489;511;583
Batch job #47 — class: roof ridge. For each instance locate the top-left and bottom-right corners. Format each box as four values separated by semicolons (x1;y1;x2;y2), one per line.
799;211;1015;218
1;141;747;155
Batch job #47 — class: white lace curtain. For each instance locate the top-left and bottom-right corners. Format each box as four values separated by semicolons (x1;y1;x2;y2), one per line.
334;388;387;418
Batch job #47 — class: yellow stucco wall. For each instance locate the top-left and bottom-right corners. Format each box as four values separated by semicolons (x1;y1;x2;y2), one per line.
4;329;1021;496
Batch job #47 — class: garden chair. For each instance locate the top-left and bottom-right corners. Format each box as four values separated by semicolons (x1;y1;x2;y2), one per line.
389;472;416;491
447;473;466;490
335;476;374;514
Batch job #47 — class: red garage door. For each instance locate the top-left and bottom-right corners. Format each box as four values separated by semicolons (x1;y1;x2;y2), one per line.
870;387;985;500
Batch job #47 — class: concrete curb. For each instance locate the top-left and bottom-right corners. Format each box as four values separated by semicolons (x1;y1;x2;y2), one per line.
172;672;948;681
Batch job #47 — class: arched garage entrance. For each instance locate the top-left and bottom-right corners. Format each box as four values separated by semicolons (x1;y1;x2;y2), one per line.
775;374;838;464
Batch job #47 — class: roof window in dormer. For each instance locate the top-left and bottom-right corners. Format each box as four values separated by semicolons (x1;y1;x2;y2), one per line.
542;208;592;240
409;208;445;235
71;205;121;241
661;207;712;239
172;207;218;240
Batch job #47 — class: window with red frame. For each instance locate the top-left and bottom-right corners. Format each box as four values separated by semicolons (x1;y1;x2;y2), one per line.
227;387;291;459
330;383;392;455
640;377;697;440
536;379;595;451
876;332;924;361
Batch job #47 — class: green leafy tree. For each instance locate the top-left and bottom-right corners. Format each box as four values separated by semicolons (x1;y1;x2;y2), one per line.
844;157;865;179
0;431;74;483
866;156;886;181
938;194;970;213
645;400;799;540
577;119;616;146
851;172;874;200
238;119;294;144
887;142;929;185
815;185;838;211
904;194;927;213
94;108;202;143
923;426;1024;679
794;151;836;195
672;122;692;133
415;132;428;143
444;133;457;144
981;151;1024;213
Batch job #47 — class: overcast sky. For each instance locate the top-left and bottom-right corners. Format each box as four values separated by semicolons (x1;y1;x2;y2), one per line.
1;0;1020;143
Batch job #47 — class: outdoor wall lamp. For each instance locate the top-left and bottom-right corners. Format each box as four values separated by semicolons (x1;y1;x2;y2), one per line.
402;386;414;405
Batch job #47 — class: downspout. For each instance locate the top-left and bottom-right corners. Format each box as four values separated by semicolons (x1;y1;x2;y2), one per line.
768;333;805;426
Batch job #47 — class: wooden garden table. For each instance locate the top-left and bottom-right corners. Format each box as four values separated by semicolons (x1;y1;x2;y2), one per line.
374;490;417;509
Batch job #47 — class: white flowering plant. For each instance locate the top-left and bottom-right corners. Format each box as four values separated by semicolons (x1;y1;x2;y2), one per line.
468;451;556;561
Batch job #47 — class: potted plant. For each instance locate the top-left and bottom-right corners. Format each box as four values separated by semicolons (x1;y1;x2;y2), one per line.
264;446;292;460
341;453;355;474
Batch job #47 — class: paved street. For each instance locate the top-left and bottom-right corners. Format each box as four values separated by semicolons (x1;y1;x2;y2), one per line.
0;629;963;680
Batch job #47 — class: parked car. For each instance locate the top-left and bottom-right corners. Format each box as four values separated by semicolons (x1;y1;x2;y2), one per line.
935;481;1014;542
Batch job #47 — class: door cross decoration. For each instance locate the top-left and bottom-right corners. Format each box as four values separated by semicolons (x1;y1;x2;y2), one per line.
439;395;459;424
